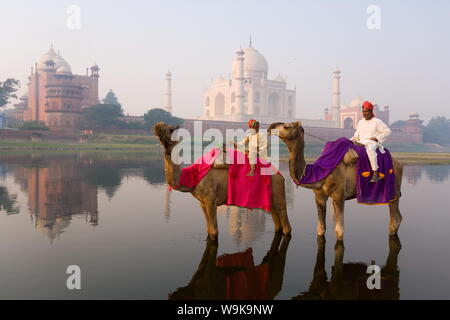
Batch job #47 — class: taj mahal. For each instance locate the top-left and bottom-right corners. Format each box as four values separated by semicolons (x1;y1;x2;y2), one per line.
199;41;389;129
202;41;296;124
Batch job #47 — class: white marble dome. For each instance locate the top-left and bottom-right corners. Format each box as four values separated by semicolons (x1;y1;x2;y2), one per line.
232;46;268;78
349;96;364;108
274;75;285;82
56;65;72;74
213;75;226;83
37;47;72;73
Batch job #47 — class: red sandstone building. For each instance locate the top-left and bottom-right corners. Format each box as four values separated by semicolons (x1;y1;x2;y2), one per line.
14;46;99;130
391;112;424;135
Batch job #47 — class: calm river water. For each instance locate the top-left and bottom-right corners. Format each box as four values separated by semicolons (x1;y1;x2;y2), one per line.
0;152;449;299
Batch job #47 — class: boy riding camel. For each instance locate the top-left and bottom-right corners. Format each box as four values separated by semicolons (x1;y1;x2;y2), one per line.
235;119;268;176
351;101;392;183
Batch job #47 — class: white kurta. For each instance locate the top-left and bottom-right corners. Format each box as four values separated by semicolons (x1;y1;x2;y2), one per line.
237;129;269;164
351;117;392;171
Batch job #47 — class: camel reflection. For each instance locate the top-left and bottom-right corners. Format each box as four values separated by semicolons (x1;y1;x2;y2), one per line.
293;235;401;300
169;233;291;300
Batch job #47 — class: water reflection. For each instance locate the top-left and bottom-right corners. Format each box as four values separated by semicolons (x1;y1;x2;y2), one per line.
424;166;450;183
0;186;20;215
218;206;267;246
0;152;166;239
403;166;422;185
13;161;99;239
403;165;450;184
169;233;291;300
293;235;401;300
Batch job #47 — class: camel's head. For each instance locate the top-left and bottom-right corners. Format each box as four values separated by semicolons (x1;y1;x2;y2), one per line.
267;121;304;143
153;122;180;154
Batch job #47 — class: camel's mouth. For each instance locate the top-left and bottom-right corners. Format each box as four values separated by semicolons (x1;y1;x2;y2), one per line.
267;122;284;136
153;122;179;150
268;121;304;141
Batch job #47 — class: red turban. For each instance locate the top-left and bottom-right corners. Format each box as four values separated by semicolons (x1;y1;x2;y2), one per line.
362;101;374;111
248;119;257;128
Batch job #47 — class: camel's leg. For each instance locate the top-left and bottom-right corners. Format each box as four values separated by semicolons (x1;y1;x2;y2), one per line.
278;204;292;236
314;190;328;236
270;176;291;235
269;207;282;234
331;196;345;240
271;203;291;235
388;199;402;235
389;164;403;235
199;202;211;235
205;202;219;240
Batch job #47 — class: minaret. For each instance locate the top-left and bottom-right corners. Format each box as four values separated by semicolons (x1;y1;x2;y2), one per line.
164;70;173;114
235;48;245;120
331;68;341;126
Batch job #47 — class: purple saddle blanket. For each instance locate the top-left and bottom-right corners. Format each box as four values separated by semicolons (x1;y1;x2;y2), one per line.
300;137;396;205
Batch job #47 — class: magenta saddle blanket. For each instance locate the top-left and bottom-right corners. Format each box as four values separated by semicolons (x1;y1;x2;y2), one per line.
176;148;220;189
226;149;276;213
299;137;396;205
175;148;275;212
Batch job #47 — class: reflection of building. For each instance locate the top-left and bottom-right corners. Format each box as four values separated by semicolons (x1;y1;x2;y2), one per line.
218;206;266;246
15;162;98;240
403;166;422;185
13;45;99;130
203;42;296;123
425;166;450;183
163;187;171;221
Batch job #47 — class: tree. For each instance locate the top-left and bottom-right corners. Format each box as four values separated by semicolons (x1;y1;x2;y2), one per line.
144;108;183;129
82;103;124;128
0;78;20;108
20;121;49;131
390;120;406;127
423;116;450;145
102;90;121;106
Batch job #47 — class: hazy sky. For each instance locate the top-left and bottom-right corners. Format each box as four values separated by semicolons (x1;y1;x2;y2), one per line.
1;0;449;123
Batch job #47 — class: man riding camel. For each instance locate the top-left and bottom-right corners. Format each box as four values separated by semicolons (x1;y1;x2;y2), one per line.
351;101;392;183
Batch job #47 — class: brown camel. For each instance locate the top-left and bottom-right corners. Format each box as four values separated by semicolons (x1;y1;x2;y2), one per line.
268;121;403;240
153;122;291;240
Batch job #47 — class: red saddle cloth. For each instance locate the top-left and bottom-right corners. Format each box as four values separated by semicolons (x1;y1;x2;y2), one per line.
175;148;277;212
216;248;270;300
226;149;277;213
176;148;220;189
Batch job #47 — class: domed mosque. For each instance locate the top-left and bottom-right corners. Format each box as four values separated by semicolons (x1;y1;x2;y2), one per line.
15;45;100;130
203;40;296;123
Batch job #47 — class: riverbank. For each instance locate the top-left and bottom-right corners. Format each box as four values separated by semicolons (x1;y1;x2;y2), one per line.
0;139;160;151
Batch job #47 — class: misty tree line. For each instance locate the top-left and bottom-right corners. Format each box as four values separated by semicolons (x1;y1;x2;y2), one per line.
81;90;183;130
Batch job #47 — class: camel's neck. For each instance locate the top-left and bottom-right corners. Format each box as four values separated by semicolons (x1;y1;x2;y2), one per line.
163;149;182;188
286;137;306;185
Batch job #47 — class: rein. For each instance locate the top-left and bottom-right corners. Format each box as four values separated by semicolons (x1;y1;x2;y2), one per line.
304;132;328;142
